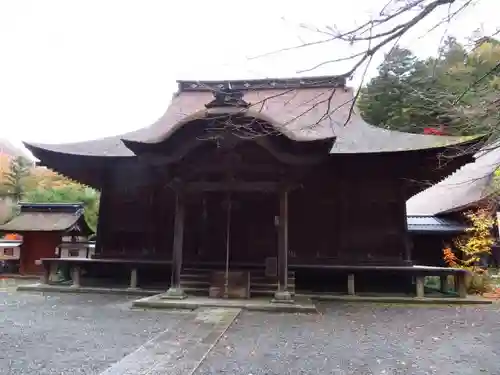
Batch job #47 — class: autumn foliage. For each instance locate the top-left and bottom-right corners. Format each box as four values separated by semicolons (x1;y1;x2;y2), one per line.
1;155;100;230
443;247;458;268
423;127;446;135
3;233;22;240
443;208;495;271
442;209;495;294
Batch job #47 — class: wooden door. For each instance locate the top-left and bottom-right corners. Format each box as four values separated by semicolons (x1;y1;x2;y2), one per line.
230;192;277;264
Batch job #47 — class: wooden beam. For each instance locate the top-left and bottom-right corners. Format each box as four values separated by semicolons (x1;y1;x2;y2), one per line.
185;181;280;192
179;163;281;178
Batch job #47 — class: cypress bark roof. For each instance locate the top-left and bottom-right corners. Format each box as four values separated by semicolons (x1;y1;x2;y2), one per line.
406;144;500;215
0;203;94;234
24;76;477;158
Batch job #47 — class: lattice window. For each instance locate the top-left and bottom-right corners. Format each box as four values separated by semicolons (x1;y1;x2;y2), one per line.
3;248;14;256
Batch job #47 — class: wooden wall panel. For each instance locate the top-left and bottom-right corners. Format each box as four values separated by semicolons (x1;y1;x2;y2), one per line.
97;151;410;266
20;232;60;274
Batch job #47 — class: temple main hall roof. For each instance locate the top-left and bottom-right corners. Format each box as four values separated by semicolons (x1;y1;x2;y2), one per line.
24;75;476;158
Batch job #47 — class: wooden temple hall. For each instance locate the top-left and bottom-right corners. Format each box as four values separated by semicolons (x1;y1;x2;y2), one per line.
25;76;478;301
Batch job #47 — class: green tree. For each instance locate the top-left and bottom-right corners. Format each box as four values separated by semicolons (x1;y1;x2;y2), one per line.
24;185;100;231
358;36;500;137
358;46;419;132
1;156;32;201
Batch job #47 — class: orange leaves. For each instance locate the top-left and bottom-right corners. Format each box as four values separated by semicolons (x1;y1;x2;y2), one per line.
443;247;458;267
3;233;21;240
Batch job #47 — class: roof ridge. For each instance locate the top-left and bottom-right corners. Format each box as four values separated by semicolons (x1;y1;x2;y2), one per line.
177;75;346;91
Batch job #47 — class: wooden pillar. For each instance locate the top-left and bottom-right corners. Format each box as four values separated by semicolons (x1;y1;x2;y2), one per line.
71;265;81;288
415;275;425;298
273;189;293;303
94;171;110;256
129;268;138;289
163;191;187;299
347;273;355;295
404;237;413;264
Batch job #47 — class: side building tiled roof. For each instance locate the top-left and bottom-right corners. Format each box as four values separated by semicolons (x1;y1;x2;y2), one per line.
406;143;500;215
24;76;477;158
0;203;94;234
406;215;467;233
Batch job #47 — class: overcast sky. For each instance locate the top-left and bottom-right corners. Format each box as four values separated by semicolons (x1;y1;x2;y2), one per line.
0;0;498;145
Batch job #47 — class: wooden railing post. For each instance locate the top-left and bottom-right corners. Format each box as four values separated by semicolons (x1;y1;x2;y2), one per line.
440;275;448;294
456;272;467;298
71;265;81;288
347;274;355;295
415;275;425;298
41;261;50;285
129;268;138;289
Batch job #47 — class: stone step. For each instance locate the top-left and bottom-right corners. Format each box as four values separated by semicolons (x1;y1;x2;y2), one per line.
181;282;296;289
251;289;296;296
180;280;210;286
183;286;295;297
250;275;295;281
182;268;294;276
182;286;211;295
180;273;211;279
183;268;212;273
251;282;296;288
180;273;295;282
182;286;295;297
181;274;295;279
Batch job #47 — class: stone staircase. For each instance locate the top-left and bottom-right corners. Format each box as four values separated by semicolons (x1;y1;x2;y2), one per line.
180;267;295;297
179;268;211;295
250;270;296;297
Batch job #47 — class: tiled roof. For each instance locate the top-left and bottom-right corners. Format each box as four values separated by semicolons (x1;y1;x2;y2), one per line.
24;76;476;158
406;143;500;215
0;212;82;232
0;203;93;233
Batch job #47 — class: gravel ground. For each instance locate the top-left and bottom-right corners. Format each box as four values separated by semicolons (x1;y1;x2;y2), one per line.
0;290;190;375
196;302;500;375
3;283;500;375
